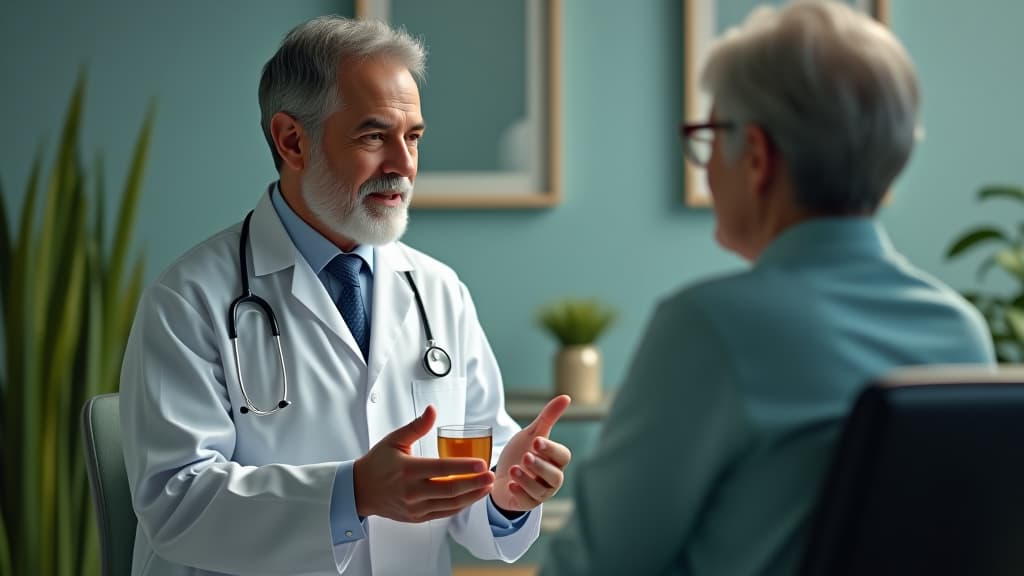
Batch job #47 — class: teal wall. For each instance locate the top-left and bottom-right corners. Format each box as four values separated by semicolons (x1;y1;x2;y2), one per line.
4;0;1024;568
5;0;1024;468
5;0;1021;395
394;0;528;172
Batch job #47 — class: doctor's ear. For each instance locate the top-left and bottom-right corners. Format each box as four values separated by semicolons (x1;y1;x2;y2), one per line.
269;111;308;173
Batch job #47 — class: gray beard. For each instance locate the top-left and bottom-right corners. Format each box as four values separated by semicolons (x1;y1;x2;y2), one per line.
300;153;413;246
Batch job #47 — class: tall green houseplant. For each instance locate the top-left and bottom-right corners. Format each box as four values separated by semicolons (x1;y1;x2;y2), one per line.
0;75;153;576
946;185;1024;362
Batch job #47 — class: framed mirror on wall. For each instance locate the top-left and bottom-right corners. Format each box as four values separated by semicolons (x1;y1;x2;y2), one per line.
356;0;562;209
683;0;890;207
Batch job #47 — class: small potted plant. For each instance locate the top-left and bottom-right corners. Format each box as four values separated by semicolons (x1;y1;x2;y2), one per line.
537;299;616;404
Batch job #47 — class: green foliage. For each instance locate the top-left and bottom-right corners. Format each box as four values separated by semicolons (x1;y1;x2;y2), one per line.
946;184;1024;362
0;73;153;576
537;299;616;347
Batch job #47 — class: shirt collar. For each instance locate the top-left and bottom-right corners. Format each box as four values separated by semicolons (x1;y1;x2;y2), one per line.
270;182;375;275
756;217;895;267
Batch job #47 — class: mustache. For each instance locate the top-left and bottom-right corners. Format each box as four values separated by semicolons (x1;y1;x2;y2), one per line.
359;175;413;198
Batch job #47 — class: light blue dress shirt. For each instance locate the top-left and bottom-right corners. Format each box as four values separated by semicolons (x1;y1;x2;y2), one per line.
542;218;995;576
269;185;528;545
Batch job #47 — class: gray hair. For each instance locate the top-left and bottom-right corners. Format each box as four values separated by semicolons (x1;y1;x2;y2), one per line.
701;0;920;214
259;16;426;171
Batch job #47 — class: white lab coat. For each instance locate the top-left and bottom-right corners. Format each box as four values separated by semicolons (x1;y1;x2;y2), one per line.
120;190;541;575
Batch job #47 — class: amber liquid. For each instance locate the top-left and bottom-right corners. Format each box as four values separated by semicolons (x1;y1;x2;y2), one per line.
436;436;492;481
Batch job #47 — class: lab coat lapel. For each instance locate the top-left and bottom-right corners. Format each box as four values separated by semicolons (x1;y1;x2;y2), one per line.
249;190;365;363
367;243;415;389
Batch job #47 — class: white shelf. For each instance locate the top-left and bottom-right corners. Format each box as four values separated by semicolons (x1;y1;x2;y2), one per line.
540;498;573;533
504;390;611;422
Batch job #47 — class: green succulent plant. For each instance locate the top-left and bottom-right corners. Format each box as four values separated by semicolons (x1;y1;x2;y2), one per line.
945;184;1024;362
0;73;153;576
537;299;616;347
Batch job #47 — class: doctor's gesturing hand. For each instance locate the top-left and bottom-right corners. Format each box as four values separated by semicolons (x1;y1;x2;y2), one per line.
353;405;495;523
491;395;573;512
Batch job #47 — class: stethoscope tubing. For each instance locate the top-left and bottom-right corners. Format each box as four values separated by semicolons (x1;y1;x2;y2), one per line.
230;212;291;416
230;210;452;416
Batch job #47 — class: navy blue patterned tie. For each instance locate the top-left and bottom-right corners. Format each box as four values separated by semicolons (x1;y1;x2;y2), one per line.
326;254;370;360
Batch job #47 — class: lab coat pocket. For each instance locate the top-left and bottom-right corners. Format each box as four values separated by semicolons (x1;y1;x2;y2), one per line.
412;376;467;458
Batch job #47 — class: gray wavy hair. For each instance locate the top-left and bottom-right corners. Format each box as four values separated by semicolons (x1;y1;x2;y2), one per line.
702;0;920;214
258;16;426;171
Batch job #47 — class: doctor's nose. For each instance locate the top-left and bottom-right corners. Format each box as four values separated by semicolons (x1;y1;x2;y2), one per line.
381;138;417;179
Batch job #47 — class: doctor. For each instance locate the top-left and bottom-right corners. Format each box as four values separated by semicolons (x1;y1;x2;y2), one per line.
120;15;571;576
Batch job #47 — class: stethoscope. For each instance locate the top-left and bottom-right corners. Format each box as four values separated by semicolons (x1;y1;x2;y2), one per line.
229;210;453;416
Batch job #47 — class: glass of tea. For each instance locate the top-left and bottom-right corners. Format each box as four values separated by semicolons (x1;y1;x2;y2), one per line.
436;425;492;480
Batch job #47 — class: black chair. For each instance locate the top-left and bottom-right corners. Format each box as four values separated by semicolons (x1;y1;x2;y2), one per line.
801;366;1024;576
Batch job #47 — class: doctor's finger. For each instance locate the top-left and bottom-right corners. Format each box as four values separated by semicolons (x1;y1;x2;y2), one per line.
414;487;492;522
386;405;437;449
520;452;563;491
526;395;572;437
532;437;572;469
509;468;557;504
410;456;489;479
505;482;540;510
421;471;495;501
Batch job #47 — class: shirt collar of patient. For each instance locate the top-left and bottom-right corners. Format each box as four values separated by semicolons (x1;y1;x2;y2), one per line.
270;182;376;276
757;217;894;267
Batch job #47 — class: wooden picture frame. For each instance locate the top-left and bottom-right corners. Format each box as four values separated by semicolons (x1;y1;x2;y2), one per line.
355;0;562;209
683;0;891;206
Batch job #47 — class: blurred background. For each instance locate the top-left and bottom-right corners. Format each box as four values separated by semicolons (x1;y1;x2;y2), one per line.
3;0;1023;573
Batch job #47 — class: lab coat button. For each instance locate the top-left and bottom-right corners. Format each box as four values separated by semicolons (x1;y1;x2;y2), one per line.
370;391;379;403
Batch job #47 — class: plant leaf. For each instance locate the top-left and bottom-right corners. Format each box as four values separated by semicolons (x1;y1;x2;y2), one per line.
1005;306;1024;347
995;248;1024;281
0;502;10;576
18;255;40;576
538;299;617;347
945;226;1008;259
8;148;44;575
54;211;86;576
36;74;85;343
93;153;106;286
105;100;154;327
0;178;9;311
976;255;999;282
978;185;1024;204
103;254;144;395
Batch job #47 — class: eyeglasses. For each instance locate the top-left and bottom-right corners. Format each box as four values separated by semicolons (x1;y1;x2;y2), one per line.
679;121;736;167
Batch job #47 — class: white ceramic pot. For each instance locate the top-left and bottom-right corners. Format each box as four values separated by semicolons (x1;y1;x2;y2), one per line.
555;345;602;404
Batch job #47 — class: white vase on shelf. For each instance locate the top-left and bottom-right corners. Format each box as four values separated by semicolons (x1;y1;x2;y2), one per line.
555;344;602;404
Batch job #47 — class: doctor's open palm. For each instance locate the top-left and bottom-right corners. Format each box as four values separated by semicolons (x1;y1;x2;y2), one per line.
491;395;573;513
353;405;495;523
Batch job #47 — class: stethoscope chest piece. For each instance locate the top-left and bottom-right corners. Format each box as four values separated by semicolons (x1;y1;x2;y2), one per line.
423;342;452;377
404;270;454;379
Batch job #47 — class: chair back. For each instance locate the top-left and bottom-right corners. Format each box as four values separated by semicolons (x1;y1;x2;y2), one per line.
82;393;136;576
801;367;1024;576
